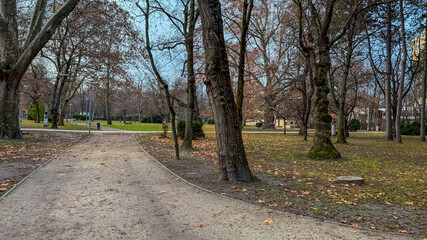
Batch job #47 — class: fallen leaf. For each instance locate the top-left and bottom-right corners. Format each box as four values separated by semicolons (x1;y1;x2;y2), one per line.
0;188;7;192
301;191;310;195
68;197;78;201
404;201;413;206
16;232;27;236
398;229;407;233
255;199;265;203
160;190;167;194
92;198;105;204
269;203;278;207
231;186;239;192
264;220;274;225
351;224;360;228
242;188;247;192
195;223;206;228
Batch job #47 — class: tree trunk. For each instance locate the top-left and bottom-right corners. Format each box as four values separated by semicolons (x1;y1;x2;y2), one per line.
262;106;275;130
420;18;426;142
0;79;21;139
236;0;254;126
51;76;67;129
385;2;394;141
336;102;346;143
198;0;254;182
395;0;407;144
0;0;79;139
335;29;354;144
308;46;341;159
105;65;112;125
141;0;179;160
35;101;40;123
181;0;197;150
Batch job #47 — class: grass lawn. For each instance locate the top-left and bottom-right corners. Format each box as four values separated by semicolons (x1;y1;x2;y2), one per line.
74;120;296;132
76;120;219;131
242;133;426;208
21;119;88;130
143;132;426;234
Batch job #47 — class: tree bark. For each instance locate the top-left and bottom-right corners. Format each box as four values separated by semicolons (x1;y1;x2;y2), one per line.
395;0;407;144
181;0;197;150
385;2;394;140
198;0;254;182
35;101;40;123
0;0;80;138
105;64;112;125
420;18;426;142
308;45;341;159
140;0;179;160
51;75;67;129
262;106;276;130
0;78;21;139
236;0;254;126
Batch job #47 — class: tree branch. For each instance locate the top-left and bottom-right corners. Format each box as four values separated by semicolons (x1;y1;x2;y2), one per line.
23;0;48;49
11;0;80;83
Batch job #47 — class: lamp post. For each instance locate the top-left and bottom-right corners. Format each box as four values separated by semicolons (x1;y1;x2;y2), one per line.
88;81;94;135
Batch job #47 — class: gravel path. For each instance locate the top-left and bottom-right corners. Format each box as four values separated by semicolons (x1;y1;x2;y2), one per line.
0;134;413;239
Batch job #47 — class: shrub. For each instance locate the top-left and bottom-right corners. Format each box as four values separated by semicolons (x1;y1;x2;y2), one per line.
28;103;45;121
401;121;427;135
177;120;205;139
141;115;163;123
348;119;361;132
256;121;264;128
72;114;87;121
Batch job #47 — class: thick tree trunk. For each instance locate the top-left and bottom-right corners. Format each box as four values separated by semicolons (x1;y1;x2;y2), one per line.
0;79;21;139
0;0;79;138
420;19;426;142
385;2;394;141
308;47;341;159
262;107;275;130
198;0;253;182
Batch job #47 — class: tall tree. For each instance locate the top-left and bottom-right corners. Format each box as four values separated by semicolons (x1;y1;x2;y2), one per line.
0;0;80;138
422;18;427;142
235;0;254;126
395;0;408;144
152;0;200;150
197;0;254;182
138;0;180;160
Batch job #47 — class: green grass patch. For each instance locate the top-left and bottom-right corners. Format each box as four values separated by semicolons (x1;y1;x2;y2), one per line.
21;119;87;130
243;133;426;208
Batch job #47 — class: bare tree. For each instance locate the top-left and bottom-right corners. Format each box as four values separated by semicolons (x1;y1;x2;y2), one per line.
138;0;180;160
197;0;254;182
0;0;80;138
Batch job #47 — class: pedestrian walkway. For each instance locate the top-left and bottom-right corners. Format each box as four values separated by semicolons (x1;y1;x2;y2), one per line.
0;134;412;239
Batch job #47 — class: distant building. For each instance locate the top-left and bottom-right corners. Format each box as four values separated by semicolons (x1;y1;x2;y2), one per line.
410;29;425;61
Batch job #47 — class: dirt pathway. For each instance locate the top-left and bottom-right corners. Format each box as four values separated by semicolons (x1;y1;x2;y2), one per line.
0;134;414;239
